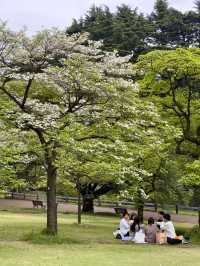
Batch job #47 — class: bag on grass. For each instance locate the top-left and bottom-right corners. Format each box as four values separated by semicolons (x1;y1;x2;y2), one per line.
156;231;166;244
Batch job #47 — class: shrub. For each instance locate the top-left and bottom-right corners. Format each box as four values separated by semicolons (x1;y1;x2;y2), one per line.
189;225;200;243
175;227;190;239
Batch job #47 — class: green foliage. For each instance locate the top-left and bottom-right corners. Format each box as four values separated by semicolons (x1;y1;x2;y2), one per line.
67;4;153;57
111;5;152;57
175;226;190;239
137;48;200;188
151;1;186;47
189;225;200;243
1;19;200;221
57;179;77;196
84;5;113;51
181;160;200;186
195;0;200;13
67;1;200;58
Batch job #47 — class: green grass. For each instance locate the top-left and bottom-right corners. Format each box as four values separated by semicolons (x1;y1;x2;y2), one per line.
0;208;199;266
161;208;198;217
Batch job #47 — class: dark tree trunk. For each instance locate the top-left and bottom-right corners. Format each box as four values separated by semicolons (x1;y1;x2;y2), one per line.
135;186;145;223
46;164;57;234
82;196;94;213
137;200;144;223
77;190;82;224
31;130;58;234
154;202;158;212
80;182;117;213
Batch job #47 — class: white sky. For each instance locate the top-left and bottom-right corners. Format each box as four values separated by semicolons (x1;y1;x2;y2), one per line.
0;0;195;35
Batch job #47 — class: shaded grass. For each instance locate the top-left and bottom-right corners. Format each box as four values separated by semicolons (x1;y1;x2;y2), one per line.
0;208;119;244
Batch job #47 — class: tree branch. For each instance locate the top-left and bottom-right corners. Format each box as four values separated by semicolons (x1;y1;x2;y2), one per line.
21;78;34;109
76;135;115;143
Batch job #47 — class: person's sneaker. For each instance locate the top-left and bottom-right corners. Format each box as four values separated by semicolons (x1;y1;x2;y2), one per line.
182;238;189;244
113;231;118;238
116;233;122;240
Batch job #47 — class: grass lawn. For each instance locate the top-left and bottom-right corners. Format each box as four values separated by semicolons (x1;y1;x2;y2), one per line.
0;207;199;266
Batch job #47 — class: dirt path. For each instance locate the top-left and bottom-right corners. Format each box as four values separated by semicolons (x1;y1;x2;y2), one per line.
0;199;198;224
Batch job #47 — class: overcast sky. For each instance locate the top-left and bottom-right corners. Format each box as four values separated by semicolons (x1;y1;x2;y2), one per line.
0;0;195;34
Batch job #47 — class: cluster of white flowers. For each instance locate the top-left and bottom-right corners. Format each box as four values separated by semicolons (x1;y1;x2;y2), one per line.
139;188;149;200
26;99;60;116
16;112;58;130
17;153;37;164
119;190;129;198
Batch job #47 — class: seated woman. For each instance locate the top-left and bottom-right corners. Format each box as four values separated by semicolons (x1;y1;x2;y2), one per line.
134;224;146;243
130;215;140;237
145;217;157;244
129;212;137;223
162;214;182;245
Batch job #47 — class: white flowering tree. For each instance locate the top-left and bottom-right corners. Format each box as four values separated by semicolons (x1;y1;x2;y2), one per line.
57;78;179;221
0;23;138;234
0;23;175;233
119;134;181;222
0;24;108;233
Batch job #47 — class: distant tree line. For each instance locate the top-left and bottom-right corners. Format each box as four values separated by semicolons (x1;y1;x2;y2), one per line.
67;0;200;59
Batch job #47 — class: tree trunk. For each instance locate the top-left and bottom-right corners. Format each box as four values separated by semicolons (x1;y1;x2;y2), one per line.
82;196;94;213
46;164;57;234
137;205;144;223
77;190;82;224
35;132;58;235
154;202;158;212
137;203;144;223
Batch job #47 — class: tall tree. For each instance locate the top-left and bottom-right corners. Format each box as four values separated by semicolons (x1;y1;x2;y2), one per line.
84;5;113;49
67;5;113;51
67;4;153;58
136;48;200;188
112;5;153;57
67;19;83;35
0;25;117;233
150;0;187;47
0;24;148;233
195;0;200;13
67;1;200;57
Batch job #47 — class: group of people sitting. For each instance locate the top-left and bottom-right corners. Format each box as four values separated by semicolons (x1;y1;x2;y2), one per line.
113;211;187;245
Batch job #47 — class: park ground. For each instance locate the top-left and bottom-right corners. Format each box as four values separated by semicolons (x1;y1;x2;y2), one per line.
0;204;200;266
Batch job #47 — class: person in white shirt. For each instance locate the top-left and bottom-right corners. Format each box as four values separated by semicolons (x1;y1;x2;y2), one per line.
119;212;130;237
162;214;182;245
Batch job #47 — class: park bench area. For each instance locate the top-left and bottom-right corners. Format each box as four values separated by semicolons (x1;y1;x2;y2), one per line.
2;191;200;226
32;200;45;208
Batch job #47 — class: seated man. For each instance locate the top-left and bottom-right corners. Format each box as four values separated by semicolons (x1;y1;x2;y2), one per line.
162;214;182;245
